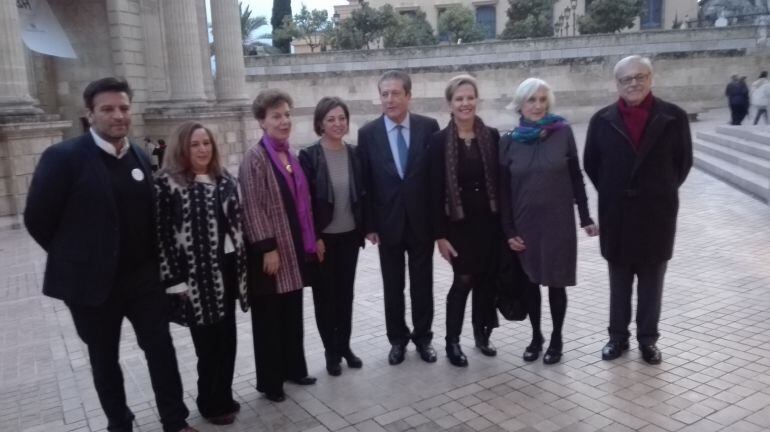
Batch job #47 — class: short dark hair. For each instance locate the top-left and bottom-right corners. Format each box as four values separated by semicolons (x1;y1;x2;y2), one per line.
252;89;293;120
378;70;412;95
83;77;133;110
761;71;768;78
313;97;350;136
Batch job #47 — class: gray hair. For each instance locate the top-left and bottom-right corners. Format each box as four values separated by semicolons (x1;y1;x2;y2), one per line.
512;78;555;113
613;55;654;78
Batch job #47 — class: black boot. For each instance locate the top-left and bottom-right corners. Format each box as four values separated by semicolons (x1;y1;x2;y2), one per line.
474;326;497;357
325;351;342;376
445;340;468;367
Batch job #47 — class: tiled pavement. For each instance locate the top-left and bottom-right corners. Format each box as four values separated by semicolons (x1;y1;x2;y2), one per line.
2;109;770;432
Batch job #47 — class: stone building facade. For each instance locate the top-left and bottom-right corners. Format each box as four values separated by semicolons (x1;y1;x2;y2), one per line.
0;0;256;219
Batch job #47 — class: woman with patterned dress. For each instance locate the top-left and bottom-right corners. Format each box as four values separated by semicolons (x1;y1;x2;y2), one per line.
499;78;598;365
239;89;319;402
155;121;248;425
429;74;501;367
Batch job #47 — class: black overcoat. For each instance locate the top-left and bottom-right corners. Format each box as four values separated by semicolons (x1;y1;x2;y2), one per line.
583;97;693;265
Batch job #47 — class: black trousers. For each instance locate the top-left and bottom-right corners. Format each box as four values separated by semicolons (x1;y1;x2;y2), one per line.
754;107;768;124
378;226;434;347
67;268;188;432
445;273;498;343
608;261;668;346
312;230;360;359
730;103;749;125
188;256;238;418
250;289;308;395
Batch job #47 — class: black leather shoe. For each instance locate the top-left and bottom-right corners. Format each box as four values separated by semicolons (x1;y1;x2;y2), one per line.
265;392;285;402
446;342;468;367
523;337;544;362
205;413;235;425
388;344;406;365
543;347;562;365
416;343;437;363
601;340;630;360
289;376;317;385
342;350;363;368
639;344;662;365
474;328;497;357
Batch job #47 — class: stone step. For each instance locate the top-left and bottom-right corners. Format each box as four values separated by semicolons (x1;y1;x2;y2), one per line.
714;125;770;146
694;139;770;176
694;150;770;203
696;130;770;160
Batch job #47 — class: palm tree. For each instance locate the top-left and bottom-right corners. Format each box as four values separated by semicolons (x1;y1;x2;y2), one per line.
241;1;268;44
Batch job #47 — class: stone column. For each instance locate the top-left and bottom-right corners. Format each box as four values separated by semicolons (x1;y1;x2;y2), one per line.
161;0;207;103
0;1;39;114
211;0;249;103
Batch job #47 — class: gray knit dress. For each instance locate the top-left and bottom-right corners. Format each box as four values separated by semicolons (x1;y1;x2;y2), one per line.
499;126;593;287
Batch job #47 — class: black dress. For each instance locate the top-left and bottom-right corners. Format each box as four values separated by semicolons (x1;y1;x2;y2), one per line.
430;132;500;274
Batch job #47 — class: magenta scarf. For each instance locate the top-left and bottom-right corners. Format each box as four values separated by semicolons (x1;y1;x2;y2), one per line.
262;134;317;254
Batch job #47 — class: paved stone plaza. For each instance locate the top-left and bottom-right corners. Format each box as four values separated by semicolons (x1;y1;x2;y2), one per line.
1;112;769;432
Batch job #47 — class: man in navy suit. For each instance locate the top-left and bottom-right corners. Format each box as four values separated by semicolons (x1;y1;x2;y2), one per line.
24;78;196;432
358;70;440;365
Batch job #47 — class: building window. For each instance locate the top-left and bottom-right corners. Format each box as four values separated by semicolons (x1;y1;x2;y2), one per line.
640;0;663;29
437;7;449;42
475;5;496;39
399;9;416;18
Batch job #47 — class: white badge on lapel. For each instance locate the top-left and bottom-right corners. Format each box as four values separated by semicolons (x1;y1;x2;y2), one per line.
131;168;145;182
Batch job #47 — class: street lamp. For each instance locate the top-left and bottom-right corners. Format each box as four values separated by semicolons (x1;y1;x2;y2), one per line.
563;7;571;36
332;12;340;27
558;15;565;36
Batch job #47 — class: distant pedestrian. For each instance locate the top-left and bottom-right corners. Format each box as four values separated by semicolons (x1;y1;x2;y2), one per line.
24;77;196;432
751;71;770;124
154;138;167;168
726;74;750;125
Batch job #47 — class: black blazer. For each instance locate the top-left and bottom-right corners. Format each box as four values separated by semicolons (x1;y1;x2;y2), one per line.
298;141;365;243
583;97;693;265
24;133;157;306
357;113;440;245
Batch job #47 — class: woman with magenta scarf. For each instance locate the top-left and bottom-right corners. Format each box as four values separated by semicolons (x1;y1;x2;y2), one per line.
499;78;598;365
239;89;321;402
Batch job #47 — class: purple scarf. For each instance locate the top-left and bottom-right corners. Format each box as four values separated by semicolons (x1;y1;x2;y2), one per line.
262;134;317;254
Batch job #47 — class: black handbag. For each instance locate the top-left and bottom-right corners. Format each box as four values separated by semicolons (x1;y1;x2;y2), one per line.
496;247;528;321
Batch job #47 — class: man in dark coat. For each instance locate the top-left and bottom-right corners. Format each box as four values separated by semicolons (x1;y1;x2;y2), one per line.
358;70;440;365
725;74;750;125
24;77;196;432
584;56;693;365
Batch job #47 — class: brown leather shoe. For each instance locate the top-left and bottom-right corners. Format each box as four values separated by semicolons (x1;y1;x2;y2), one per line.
205;412;236;425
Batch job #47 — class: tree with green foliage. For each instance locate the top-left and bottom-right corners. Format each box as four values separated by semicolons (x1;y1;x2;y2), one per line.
274;5;332;53
500;0;554;39
383;9;437;48
578;0;643;34
271;0;292;53
437;5;485;44
331;2;398;50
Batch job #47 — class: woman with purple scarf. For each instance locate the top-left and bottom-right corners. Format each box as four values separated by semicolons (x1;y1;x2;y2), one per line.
239;89;320;402
499;78;598;365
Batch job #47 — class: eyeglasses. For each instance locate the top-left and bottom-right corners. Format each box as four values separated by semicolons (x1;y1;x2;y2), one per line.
617;73;650;86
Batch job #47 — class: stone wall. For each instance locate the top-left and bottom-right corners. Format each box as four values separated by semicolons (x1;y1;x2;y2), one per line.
0;116;70;219
246;26;770;145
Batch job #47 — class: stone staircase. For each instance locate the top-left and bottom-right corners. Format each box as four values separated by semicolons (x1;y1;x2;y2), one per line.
693;126;770;203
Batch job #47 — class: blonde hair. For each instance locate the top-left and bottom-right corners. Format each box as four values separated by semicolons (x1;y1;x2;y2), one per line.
161;121;223;185
512;78;555;114
444;74;479;102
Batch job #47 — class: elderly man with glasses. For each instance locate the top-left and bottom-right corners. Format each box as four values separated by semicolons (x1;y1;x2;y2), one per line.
583;55;693;365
